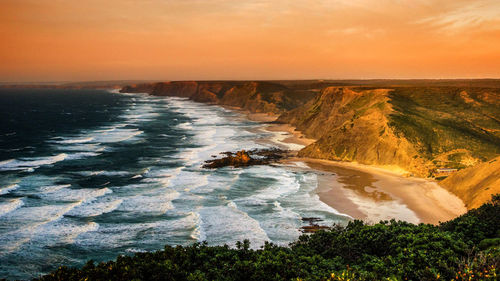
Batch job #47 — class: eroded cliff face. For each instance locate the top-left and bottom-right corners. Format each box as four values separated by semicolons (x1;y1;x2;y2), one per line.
278;87;430;176
278;86;500;178
120;81;318;114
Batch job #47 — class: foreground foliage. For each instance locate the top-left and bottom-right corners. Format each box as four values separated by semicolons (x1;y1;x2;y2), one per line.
36;195;499;281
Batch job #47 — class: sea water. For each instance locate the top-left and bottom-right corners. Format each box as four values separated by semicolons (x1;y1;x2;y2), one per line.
0;88;349;279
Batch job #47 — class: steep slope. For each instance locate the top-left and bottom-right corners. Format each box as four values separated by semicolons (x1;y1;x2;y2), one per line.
388;87;500;171
278;86;500;178
440;156;500;209
278;87;430;176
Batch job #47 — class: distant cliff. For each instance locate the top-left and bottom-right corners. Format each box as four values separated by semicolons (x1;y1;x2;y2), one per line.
121;81;319;114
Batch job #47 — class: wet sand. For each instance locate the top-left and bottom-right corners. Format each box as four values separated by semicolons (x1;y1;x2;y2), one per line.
290;158;467;224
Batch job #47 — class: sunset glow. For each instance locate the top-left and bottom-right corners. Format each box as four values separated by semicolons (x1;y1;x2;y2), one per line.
1;0;500;82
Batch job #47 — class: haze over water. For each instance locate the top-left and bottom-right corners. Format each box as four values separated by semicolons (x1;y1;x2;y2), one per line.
0;89;348;279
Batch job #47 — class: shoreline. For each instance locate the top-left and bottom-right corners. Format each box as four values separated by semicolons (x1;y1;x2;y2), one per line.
294;158;467;224
203;101;467;225
240;111;467;224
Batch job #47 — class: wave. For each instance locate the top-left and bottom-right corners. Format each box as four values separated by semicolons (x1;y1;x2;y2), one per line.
0;198;24;217
177;122;193;130
0;202;83;253
0;153;67;172
118;190;179;214
94;123;128;133
267;130;305;151
66;198;123;217
72;170;131;177
40;187;112;203
40;184;71;193
0;184;19;195
30;219;100;247
94;128;143;143
248;166;301;201
198;202;270;248
50;137;94;144
0;159;14;166
168;171;208;192
66;152;102;160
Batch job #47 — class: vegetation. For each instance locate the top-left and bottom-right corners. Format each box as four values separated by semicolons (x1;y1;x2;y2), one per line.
35;195;499;281
388;87;500;170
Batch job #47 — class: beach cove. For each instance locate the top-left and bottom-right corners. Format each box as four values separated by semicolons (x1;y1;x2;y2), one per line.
252;113;467;225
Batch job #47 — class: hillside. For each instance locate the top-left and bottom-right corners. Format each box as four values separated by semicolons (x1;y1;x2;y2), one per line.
440;156;500;209
278;86;500;178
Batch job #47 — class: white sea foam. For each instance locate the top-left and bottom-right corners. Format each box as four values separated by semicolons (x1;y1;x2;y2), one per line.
40;187;112;203
118;190;179;214
50;137;94;144
0;198;24;217
40;184;71;193
0;184;19;195
268;130;305;151
0;202;82;253
66;198;123;217
0;153;67;171
198;202;270;248
93;128;143;143
0;159;14;166
35;220;100;245
168;171;208;192
247;166;301;201
66;152;102;160
74;211;198;249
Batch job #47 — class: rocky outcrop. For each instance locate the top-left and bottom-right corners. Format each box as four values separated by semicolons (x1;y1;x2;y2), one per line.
440;156;500;209
202;149;288;169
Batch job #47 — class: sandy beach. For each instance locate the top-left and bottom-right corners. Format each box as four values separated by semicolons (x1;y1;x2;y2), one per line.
258;118;467;225
297;158;467;224
223;105;468;225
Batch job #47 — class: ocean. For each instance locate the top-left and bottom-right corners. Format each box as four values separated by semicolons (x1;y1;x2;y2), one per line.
0;88;349;279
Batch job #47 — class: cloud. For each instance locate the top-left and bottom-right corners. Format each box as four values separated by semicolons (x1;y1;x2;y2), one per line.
416;0;500;33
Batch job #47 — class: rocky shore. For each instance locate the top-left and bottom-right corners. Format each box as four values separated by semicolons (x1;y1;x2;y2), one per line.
202;148;289;169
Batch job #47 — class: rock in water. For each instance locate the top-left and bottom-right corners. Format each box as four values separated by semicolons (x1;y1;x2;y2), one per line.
202;148;288;169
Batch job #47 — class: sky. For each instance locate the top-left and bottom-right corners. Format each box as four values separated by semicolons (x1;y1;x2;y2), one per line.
1;0;500;82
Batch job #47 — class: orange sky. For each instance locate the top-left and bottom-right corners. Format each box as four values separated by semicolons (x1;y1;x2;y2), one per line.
1;0;500;82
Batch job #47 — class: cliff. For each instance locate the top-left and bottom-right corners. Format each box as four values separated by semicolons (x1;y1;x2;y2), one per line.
120;81;319;114
278;86;500;178
440;156;500;209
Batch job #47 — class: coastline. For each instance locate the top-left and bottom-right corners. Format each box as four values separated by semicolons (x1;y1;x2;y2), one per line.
296;158;467;224
243;110;467;225
151;96;467;225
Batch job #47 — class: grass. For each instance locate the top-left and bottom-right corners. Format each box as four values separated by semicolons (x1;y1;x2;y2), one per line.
387;87;500;167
